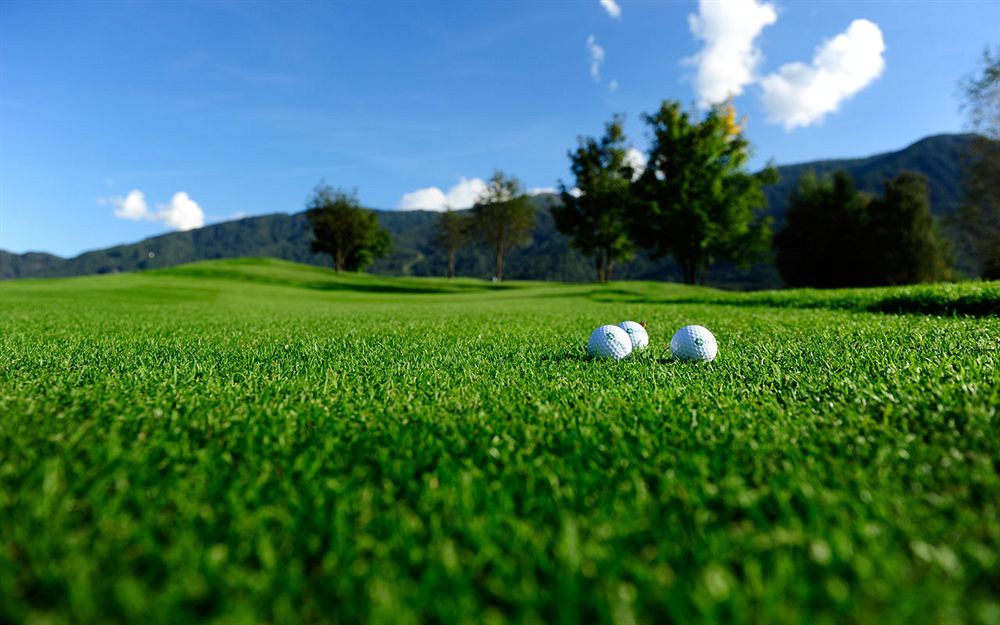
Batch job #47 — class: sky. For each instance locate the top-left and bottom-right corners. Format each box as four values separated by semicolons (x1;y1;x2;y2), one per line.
2;0;998;257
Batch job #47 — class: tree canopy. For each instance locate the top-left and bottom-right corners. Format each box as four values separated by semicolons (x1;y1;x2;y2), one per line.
776;170;951;287
552;115;636;283
632;101;776;285
472;171;535;282
955;47;1000;279
866;172;952;285
305;183;390;272
775;170;869;288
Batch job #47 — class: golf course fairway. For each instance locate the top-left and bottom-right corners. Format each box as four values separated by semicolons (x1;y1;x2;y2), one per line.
1;258;997;624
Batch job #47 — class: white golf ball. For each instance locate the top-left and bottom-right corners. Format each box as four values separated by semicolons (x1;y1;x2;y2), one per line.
670;325;718;362
587;325;633;360
618;321;649;351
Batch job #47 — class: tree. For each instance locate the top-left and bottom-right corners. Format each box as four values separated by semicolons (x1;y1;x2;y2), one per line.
552;115;636;283
774;170;951;287
632;101;776;285
865;172;952;285
955;47;1000;279
960;47;1000;141
775;170;869;287
471;171;535;281
434;208;471;279
305;183;390;272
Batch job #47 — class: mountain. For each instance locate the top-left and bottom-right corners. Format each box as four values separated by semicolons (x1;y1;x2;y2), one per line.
0;133;977;287
761;133;972;221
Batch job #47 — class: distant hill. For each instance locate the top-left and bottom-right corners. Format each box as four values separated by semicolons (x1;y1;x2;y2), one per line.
761;133;972;221
0;133;977;288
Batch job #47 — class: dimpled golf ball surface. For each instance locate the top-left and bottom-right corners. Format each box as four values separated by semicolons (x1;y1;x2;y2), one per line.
588;325;633;360
618;321;649;351
670;325;718;362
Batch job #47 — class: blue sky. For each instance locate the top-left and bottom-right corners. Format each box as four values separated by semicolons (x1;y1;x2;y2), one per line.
2;0;997;257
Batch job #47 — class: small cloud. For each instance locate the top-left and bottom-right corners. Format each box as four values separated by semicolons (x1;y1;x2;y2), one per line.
568;187;584;198
608;79;620;92
686;0;778;107
106;189;150;220
157;192;205;231
103;189;205;231
398;187;448;211
600;0;622;20
759;19;886;130
625;147;646;180
587;35;605;82
397;177;488;211
528;187;558;196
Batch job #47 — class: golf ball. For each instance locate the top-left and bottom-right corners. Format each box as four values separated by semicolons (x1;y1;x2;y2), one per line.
588;325;633;360
618;321;649;351
670;325;718;362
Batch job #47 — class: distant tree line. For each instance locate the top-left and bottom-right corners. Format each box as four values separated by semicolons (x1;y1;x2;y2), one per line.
306;50;998;288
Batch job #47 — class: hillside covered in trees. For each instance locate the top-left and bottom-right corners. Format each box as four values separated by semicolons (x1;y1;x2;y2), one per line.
1;134;977;288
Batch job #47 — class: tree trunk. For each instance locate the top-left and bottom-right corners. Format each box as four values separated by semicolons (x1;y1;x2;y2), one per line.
495;244;505;282
447;248;456;280
681;261;696;285
595;252;605;283
606;258;615;282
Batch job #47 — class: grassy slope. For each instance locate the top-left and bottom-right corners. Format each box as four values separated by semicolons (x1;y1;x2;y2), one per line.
1;258;998;625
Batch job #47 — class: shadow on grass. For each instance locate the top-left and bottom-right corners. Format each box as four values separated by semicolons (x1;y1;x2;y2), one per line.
157;266;518;295
540;349;682;365
863;297;1000;317
539;351;591;364
304;280;520;295
590;294;1000;318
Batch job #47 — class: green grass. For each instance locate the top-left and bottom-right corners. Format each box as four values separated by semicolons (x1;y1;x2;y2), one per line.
1;258;998;625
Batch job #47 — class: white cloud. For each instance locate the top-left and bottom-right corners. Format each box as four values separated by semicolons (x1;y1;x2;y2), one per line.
110;189;150;220
587;35;605;82
157;192;205;231
104;189;205;231
600;0;622;20
686;0;777;107
528;187;558;196
759;19;885;130
625;147;646;180
397;177;488;211
443;177;488;209
398;187;448;211
608;79;619;92
568;187;584;198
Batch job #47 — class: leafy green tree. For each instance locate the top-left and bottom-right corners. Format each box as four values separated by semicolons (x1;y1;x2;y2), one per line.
775;170;869;287
775;170;951;287
552;115;636;283
866;172;952;285
955;47;1000;279
961;47;1000;140
434;208;471;279
305;183;390;272
472;171;535;281
632;101;776;285
956;143;1000;279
